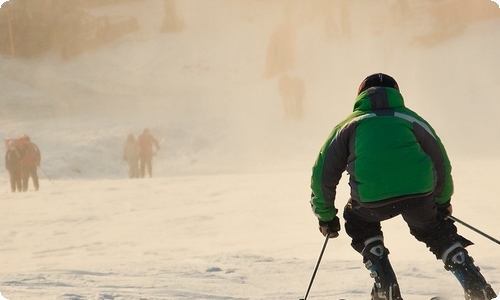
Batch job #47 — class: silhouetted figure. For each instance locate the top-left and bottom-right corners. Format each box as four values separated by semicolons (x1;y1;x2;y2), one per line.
263;4;296;79
138;128;160;178
5;140;23;192
161;0;184;33
336;0;351;38
279;73;305;120
19;135;41;191
123;133;140;178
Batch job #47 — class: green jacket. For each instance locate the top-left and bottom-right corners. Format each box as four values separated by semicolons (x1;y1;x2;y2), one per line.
310;87;453;222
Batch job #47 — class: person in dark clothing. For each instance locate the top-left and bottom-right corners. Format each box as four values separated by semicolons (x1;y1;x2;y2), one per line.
309;73;496;300
137;128;160;178
19;135;41;191
5;140;23;192
123;133;140;178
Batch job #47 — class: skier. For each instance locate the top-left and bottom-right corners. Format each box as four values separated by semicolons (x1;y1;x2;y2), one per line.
123;133;140;178
279;73;305;120
5;140;23;192
309;73;497;300
19;135;41;191
137;128;160;178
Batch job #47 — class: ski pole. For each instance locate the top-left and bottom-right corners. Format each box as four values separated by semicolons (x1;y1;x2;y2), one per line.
38;166;52;182
300;233;330;300
447;215;500;245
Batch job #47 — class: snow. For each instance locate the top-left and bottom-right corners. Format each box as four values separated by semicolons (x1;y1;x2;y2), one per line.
0;0;499;299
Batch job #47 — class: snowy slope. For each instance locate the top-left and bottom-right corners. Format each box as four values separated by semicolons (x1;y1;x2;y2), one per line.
0;0;499;299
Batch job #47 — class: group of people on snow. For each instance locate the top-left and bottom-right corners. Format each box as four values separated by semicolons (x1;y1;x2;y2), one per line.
123;128;160;179
5;135;41;193
4;128;160;190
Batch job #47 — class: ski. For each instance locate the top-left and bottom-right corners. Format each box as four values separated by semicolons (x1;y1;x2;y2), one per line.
334;297;442;300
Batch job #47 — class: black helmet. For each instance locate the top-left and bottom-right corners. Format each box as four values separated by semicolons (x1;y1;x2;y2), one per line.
357;73;399;95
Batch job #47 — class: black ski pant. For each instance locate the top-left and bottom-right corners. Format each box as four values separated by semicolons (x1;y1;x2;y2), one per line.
139;154;153;178
343;194;471;259
9;170;22;192
22;166;39;191
127;157;140;178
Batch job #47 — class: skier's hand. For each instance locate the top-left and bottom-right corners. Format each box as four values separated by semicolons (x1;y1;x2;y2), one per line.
437;200;453;219
319;217;340;238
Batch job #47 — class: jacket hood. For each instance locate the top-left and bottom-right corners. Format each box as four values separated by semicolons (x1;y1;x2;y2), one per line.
353;87;405;112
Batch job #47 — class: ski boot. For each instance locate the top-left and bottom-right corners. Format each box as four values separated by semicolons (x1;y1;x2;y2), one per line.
362;237;404;300
443;243;497;300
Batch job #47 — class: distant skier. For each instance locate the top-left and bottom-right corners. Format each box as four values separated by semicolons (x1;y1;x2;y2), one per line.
309;73;496;300
5;140;23;192
123;133;140;178
279;73;305;120
19;135;41;191
138;128;160;178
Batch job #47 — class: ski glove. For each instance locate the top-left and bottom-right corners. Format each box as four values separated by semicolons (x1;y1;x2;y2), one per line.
319;216;340;238
437;200;453;219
